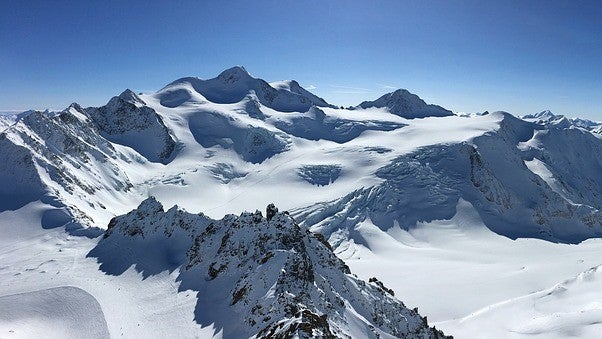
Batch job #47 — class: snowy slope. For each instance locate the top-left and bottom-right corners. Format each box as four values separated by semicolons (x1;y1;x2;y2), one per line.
0;113;18;132
0;287;109;339
294;112;602;243
0;104;141;231
157;66;336;112
442;265;602;338
2;66;602;338
87;90;177;164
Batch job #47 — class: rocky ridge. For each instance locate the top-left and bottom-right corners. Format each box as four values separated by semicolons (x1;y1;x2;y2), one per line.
89;198;449;339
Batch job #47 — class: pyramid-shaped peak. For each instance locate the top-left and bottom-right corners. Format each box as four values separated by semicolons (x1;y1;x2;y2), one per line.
386;89;423;102
391;88;413;95
117;89;144;104
534;110;556;118
522;110;564;121
138;196;164;214
358;88;453;119
216;66;253;83
67;102;85;112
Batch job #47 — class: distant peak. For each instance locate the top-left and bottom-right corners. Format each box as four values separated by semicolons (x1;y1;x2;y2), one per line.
138;196;164;213
534;110;557;118
358;88;453;119
522;110;564;121
217;66;252;82
391;89;411;95
67;102;84;112
227;65;248;73
285;79;301;87
158;67;333;111
118;89;143;103
387;89;418;100
101;89;146;108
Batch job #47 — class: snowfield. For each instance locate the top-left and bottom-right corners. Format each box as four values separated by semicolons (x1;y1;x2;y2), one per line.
1;66;601;338
0;286;109;339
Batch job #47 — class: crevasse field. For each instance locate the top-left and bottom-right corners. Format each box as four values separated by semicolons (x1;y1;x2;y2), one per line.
1;67;602;338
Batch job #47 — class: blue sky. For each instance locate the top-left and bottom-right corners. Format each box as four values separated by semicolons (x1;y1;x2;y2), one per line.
1;0;601;120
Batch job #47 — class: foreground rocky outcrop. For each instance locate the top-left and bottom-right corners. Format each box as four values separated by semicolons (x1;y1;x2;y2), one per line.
89;198;449;338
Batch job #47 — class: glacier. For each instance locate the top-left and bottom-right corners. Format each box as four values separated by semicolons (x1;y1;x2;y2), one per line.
1;66;602;338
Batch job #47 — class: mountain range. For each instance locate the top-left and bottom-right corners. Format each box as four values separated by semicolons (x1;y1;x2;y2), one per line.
1;66;601;338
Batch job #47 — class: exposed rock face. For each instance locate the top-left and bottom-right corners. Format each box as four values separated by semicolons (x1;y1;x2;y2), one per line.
90;198;449;338
294;113;602;244
87;89;177;164
297;164;342;186
0;104;132;230
266;203;278;221
357;89;453;119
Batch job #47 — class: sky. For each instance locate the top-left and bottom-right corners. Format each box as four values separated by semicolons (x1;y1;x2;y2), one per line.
1;0;601;120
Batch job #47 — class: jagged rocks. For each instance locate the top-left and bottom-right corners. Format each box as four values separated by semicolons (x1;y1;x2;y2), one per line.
297;164;342;186
266;203;278;221
90;198;448;338
87;90;177;164
0;105;133;230
293;114;602;243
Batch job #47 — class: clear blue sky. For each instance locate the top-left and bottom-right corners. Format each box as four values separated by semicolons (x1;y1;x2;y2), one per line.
2;0;601;120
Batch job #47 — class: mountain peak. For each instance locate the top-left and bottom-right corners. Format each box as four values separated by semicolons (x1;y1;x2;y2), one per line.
523;110;560;120
86;89;177;164
157;67;334;112
358;88;453;119
216;66;253;83
391;88;412;95
522;110;602;132
67;102;85;112
91;199;447;338
117;89;144;105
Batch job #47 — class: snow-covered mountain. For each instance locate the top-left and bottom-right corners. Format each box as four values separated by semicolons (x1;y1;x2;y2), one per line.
87;90;177;164
0;113;18;131
356;89;453;119
89;198;447;338
0;104;133;228
523;110;602;132
294;112;602;243
156;66;335;112
2;66;602;338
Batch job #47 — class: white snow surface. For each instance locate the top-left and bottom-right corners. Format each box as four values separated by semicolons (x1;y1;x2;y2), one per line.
523;110;602;132
0;286;109;339
356;89;453;119
2;67;602;338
